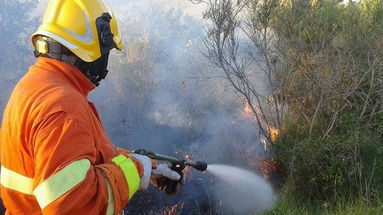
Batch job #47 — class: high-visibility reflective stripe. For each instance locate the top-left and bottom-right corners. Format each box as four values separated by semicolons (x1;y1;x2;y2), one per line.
112;155;140;199
34;30;78;49
0;166;34;195
34;159;91;209
105;178;115;215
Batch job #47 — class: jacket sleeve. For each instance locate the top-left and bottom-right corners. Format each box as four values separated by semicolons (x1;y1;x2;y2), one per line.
33;111;143;215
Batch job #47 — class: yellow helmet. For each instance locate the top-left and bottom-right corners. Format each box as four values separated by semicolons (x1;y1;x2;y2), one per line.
31;0;123;62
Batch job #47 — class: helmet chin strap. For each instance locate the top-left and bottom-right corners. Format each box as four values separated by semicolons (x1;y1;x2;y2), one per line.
87;69;109;87
78;51;110;86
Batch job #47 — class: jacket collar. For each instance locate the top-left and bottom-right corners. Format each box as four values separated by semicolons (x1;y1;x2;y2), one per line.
35;57;95;96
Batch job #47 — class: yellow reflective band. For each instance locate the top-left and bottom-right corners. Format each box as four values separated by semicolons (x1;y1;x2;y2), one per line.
0;166;34;195
112;155;140;199
105;178;115;215
34;159;91;209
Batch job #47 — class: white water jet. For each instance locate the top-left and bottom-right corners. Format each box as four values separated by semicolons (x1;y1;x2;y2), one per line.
207;164;276;214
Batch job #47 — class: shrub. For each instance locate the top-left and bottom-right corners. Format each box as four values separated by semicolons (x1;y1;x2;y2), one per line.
273;113;383;203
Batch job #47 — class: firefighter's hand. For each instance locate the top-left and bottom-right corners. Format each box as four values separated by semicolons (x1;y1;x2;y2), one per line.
150;163;182;195
129;154;152;190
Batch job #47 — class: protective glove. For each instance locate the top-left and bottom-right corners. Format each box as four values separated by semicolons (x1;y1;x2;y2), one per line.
129;154;152;190
129;154;181;193
150;163;182;195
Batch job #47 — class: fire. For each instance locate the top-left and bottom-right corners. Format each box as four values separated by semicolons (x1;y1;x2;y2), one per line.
241;99;280;143
163;203;184;215
241;99;262;120
261;158;277;179
239;99;280;179
183;154;193;175
268;126;279;142
183;165;192;175
244;101;252;115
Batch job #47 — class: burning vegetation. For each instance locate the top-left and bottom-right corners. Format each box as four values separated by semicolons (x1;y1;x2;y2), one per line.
163;203;184;215
102;0;278;214
122;98;278;214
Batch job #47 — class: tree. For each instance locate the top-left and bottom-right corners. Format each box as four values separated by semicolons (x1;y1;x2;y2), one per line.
195;0;383;140
194;0;285;144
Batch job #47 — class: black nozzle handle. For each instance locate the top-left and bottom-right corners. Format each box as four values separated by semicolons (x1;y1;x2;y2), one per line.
186;161;208;171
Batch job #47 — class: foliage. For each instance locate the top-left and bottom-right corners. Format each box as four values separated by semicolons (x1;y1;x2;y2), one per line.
270;0;383;204
274;113;383;203
199;0;383;206
273;0;383;137
199;0;287;143
263;195;383;215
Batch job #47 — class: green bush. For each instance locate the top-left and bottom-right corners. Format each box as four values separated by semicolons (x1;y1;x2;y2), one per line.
263;196;383;215
273;114;383;203
268;0;383;205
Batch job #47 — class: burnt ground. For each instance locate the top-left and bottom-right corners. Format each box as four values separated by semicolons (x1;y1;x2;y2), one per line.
124;172;218;215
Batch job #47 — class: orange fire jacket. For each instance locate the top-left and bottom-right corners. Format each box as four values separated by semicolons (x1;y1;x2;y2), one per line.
0;57;143;215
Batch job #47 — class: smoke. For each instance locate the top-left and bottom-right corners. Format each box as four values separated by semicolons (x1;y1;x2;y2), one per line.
208;164;276;214
1;0;276;214
89;1;275;213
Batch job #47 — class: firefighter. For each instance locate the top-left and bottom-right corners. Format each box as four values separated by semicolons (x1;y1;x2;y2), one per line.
0;0;181;214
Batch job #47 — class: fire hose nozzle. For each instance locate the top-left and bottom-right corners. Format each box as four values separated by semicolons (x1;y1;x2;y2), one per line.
133;149;207;171
185;160;207;171
193;161;208;171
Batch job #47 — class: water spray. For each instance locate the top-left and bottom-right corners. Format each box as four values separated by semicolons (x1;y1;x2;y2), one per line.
133;149;275;214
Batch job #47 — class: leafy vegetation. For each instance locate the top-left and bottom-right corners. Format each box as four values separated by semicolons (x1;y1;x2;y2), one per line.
271;0;383;207
263;196;383;215
199;0;383;213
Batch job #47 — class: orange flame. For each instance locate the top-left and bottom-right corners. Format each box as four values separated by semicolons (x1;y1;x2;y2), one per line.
244;101;252;115
261;158;277;179
268;127;279;142
242;99;280;143
183;154;193;175
163;203;184;215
